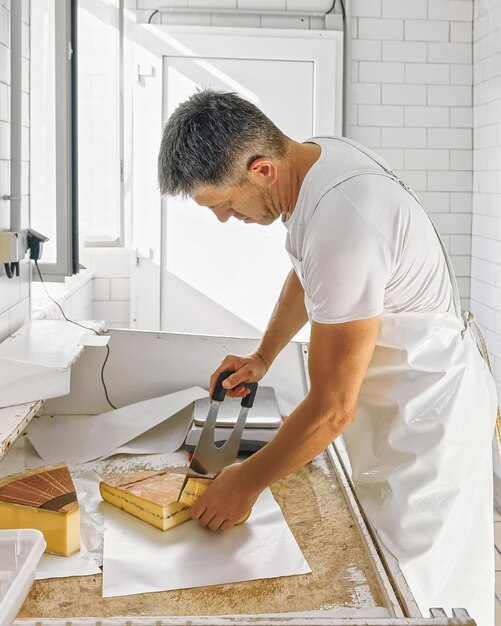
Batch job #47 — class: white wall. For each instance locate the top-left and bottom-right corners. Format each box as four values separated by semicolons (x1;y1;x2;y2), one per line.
0;0;31;343
471;0;501;399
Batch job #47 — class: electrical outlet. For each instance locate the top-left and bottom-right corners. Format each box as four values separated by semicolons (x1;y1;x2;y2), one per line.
0;230;28;263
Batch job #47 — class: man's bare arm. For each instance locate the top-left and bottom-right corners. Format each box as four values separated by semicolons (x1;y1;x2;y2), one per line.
239;316;380;489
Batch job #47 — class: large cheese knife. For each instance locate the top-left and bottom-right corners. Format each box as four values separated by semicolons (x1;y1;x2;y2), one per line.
177;370;258;500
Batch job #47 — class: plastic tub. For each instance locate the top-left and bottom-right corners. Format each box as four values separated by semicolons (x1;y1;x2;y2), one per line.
0;529;46;626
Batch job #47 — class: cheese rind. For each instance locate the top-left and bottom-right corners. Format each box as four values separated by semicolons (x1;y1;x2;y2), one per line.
0;463;80;556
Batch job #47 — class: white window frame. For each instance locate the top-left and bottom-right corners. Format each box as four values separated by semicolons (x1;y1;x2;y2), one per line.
31;0;77;280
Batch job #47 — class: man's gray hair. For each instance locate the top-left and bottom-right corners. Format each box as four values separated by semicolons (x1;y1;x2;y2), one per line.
158;89;287;197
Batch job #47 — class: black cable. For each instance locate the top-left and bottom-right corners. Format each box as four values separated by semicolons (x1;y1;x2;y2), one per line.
330;0;345;20
34;259;117;410
148;9;159;23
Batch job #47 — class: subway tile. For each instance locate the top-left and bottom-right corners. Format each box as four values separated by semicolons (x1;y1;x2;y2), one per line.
349;126;381;147
449;234;471;255
382;0;427;19
359;61;404;83
93;278;110;301
405;106;449;127
351;83;381;104
351;0;381;18
382;126;426;148
428;1;473;22
382;41;427;62
419;191;450;213
431;212;472;233
358;17;404;40
404;19;449;41
405;149;449;170
429;42;472;64
0;43;10;86
450;20;473;42
351;39;381;61
110;278;130;301
428;128;472;149
395;169;427;191
428;85;472;106
451;64;473;85
405;63;449;84
358;104;404;126
450;255;470;276
382;84;426;105
428;171;473;192
451;107;472;128
376;148;404;169
260;14;309;29
451;149;473;170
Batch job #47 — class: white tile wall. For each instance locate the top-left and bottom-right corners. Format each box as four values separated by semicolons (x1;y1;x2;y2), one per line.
80;248;132;327
351;0;474;303
0;0;31;344
472;0;501;398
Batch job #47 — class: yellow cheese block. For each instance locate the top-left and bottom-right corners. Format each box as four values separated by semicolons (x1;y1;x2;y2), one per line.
0;463;80;556
100;471;202;531
100;471;250;530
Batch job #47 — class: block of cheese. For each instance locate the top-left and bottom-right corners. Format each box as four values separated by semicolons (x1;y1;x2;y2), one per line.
99;471;208;531
0;463;80;556
100;471;250;530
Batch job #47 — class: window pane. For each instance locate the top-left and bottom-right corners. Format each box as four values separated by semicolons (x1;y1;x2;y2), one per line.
30;0;57;264
78;0;120;244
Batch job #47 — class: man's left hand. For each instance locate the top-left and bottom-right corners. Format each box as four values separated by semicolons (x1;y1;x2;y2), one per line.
191;463;260;532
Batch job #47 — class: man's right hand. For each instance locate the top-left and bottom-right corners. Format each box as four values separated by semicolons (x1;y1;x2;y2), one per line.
209;352;268;400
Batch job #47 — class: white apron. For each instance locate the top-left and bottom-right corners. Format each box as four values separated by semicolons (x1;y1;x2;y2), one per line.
289;138;498;625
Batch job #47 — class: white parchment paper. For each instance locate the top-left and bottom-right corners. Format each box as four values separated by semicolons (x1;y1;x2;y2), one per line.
102;488;311;598
26;387;208;464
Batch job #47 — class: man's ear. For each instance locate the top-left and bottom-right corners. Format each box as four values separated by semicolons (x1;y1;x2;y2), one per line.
247;157;278;189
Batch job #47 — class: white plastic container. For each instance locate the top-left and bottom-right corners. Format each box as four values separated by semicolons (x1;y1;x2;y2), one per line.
0;529;46;626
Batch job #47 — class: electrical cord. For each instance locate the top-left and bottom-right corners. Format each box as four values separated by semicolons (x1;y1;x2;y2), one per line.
34;259;117;410
148;9;159;23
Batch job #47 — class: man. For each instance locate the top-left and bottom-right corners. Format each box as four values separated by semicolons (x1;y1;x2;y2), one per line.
158;89;497;625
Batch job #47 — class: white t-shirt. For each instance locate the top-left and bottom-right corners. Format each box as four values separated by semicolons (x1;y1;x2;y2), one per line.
283;136;454;324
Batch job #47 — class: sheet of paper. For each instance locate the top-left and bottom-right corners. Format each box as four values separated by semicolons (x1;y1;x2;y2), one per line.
102;488;311;598
35;539;101;580
26;387;208;464
96;405;194;460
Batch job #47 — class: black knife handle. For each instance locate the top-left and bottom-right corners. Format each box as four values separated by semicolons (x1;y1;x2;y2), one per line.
211;371;259;407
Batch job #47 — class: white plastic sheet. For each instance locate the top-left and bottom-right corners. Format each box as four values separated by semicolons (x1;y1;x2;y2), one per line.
102;488;312;598
26;387;208;464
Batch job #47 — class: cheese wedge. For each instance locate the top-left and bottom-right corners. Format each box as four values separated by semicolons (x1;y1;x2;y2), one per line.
100;471;201;531
0;463;80;556
100;471;250;530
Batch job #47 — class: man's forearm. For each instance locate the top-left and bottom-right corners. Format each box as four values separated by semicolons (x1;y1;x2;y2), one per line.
255;269;308;368
239;394;350;491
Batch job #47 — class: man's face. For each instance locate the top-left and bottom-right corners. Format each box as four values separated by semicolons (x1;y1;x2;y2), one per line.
193;182;278;226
